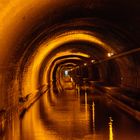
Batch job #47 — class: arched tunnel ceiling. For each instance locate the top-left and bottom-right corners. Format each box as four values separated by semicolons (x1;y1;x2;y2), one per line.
0;0;140;64
18;29;115;92
46;55;88;82
0;0;140;97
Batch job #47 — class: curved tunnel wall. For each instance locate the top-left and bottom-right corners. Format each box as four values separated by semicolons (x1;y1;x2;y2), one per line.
0;0;140;113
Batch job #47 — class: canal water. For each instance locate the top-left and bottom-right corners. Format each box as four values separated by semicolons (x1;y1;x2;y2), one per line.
0;85;140;140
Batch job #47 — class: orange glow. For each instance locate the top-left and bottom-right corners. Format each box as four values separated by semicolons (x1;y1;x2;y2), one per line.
45;54;85;83
92;102;95;132
109;117;114;140
85;91;88;120
107;52;114;57
91;59;95;63
21;30;113;96
84;63;87;66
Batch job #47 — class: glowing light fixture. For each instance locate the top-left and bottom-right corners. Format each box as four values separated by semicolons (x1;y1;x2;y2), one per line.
84;63;87;66
64;70;69;76
91;59;95;63
107;52;114;57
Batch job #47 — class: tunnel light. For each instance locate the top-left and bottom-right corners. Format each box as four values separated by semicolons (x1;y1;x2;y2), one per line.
84;63;87;66
64;70;69;76
107;52;114;57
91;59;95;63
107;53;111;57
71;77;73;82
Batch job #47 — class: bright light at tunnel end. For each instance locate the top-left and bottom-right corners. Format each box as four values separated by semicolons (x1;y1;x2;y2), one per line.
64;70;69;76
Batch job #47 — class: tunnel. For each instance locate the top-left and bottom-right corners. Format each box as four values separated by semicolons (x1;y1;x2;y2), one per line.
0;0;140;140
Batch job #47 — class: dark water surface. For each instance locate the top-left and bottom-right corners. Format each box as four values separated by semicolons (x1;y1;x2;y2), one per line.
1;86;140;140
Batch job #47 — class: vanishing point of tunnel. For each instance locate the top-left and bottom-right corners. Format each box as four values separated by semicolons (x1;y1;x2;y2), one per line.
0;0;140;140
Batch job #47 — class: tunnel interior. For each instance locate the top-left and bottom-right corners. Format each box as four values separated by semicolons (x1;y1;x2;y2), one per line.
0;0;140;139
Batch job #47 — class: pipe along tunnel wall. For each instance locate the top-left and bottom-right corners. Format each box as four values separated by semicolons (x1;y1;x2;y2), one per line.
0;0;140;127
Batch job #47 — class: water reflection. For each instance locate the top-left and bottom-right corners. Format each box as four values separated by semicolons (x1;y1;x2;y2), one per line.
109;117;113;140
85;91;88;120
0;84;140;140
92;102;95;133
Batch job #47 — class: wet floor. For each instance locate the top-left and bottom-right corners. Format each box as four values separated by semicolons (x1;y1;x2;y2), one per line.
1;85;140;140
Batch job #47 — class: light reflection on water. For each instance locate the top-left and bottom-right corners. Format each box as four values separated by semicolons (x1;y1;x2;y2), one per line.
0;85;140;140
109;117;113;140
